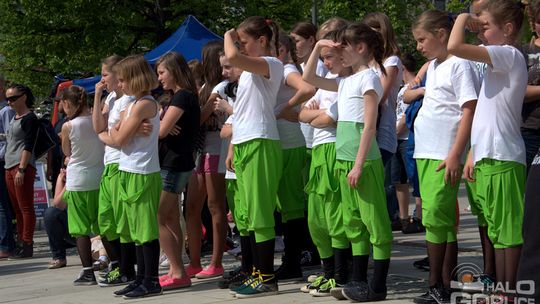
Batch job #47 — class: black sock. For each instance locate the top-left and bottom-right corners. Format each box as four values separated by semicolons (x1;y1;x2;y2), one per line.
256;238;276;282
352;255;369;282
109;239;121;263
371;259;390;293
120;242;136;278
322;256;335;279
283;219;303;271
135;245;144;283
142;239;160;281
240;236;253;273
76;236;92;268
334;248;349;285
249;231;259;271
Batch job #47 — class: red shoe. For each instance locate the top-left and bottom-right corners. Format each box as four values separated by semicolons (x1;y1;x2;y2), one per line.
160;276;192;290
159;274;170;283
195;265;224;279
185;265;202;278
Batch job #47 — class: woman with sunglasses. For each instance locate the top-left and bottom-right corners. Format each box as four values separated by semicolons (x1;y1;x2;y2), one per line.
4;84;39;259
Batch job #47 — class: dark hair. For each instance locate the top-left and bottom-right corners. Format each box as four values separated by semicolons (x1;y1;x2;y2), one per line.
484;0;524;42
339;22;387;76
291;21;317;40
278;31;302;72
413;9;454;38
156;52;198;95
62;85;87;120
238;16;280;57
188;59;204;90
199;41;224;107
401;53;418;73
363;12;401;60
101;55;124;72
9;83;34;108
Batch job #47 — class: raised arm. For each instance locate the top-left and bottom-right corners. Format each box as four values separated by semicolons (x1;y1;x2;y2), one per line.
448;13;492;65
224;29;271;77
92;82;109;134
303;40;340;91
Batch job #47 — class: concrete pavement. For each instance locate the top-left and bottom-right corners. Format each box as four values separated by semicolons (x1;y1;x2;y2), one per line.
0;189;484;303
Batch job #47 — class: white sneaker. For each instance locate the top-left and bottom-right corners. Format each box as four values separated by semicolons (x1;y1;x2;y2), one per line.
274;236;285;253
160;257;170;269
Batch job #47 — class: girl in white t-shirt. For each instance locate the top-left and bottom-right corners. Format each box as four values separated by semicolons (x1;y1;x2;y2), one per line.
303;22;392;302
412;10;480;302
109;55;162;299
60;85;105;285
363;12;404;233
299;28;352;295
92;55;137;286
223;16;283;298
273;32;315;281
448;0;527;296
291;22;329;150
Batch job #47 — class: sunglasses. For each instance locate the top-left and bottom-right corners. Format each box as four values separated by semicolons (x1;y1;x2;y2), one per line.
6;94;24;102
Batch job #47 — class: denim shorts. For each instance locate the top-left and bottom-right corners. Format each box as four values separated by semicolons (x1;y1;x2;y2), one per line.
160;169;191;194
390;140;409;184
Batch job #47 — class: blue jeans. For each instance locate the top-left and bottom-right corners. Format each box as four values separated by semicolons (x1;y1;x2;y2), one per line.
0;161;15;252
43;207;75;260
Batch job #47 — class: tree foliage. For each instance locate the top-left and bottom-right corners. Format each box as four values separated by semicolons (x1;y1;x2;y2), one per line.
0;0;477;97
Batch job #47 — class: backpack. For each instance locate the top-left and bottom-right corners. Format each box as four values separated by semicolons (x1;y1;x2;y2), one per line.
33;118;60;160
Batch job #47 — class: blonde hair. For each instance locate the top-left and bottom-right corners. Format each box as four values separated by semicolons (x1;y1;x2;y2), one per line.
114;55;158;96
317;17;349;40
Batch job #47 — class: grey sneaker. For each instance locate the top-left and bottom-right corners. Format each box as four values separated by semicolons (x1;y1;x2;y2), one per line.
73;269;97;286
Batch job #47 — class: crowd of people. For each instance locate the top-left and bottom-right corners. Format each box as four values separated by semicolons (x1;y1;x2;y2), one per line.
0;0;540;302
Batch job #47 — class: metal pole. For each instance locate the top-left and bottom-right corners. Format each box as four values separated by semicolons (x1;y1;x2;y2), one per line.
311;0;318;26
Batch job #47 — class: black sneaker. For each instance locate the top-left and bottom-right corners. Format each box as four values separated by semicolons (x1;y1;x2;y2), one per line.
223;266;243;280
342;280;369;301
123;281;162;299
275;263;303;281
391;218;403;231
402;217;426;234
300;250;321;268
114;280;141;297
98;267;134;287
413;257;430;271
8;242;33;259
73;269;97;286
218;270;248;289
428;284;450;304
414;291;435;304
332;280;361;300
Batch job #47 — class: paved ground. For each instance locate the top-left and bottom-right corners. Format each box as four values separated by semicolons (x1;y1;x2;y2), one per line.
0;188;484;303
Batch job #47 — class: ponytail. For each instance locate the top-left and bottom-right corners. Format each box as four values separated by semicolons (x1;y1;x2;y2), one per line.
62;85;87;120
238;16;281;56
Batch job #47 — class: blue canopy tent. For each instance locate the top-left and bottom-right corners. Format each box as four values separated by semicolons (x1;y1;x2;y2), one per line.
70;15;222;93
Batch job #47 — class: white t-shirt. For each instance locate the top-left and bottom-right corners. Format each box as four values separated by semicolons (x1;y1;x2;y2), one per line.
232;57;283;144
472;45;527;165
414;56;480;162
213;80;237;174
104;93;134;165
66;115;104;191
223;115;236;179
305;72;339;147
275;64;306;149
300;60;329;148
337;69;383;123
395;84;409;140
371;56;403;153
